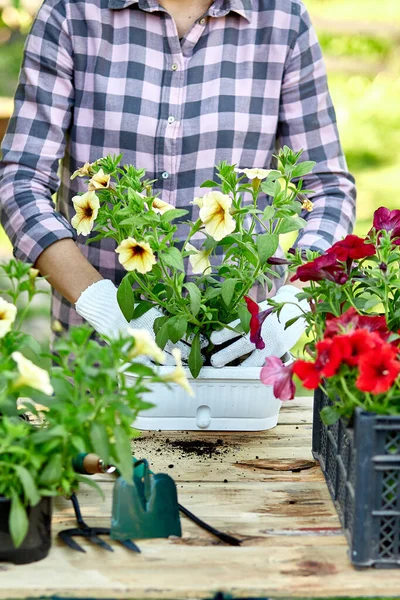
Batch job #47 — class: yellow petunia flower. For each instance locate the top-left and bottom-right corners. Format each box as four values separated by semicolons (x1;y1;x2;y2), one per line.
199;191;236;241
0;297;17;338
12;352;54;396
192;196;204;209
186;243;212;275
301;199;314;212
115;238;156;274
71;191;100;236
88;168;111;191
127;328;166;364
152;198;174;215
162;348;194;397
70;162;92;180
235;167;272;181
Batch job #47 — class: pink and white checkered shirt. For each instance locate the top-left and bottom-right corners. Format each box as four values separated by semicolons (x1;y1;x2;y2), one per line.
0;0;356;329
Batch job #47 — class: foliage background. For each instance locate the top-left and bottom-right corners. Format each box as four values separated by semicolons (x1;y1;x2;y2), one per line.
0;0;399;362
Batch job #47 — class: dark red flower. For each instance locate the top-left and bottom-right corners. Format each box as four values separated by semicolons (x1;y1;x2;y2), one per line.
326;235;376;261
260;356;295;401
292;359;323;389
244;296;273;350
325;307;389;341
369;207;400;245
291;253;348;285
356;345;400;394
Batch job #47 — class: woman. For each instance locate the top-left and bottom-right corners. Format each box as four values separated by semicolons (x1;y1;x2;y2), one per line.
0;0;356;365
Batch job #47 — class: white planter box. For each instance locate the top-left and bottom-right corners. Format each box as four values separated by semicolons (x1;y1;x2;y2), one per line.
128;366;282;432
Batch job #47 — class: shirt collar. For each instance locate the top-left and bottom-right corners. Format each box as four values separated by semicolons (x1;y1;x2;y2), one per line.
108;0;253;22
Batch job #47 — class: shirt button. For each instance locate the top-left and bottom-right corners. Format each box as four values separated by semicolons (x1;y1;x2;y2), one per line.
171;63;178;71
161;171;169;179
199;18;206;25
167;116;175;124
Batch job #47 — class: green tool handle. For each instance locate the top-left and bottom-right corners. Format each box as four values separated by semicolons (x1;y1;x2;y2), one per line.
132;458;241;547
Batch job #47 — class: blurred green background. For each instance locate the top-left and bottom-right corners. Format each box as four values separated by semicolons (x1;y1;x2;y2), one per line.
0;0;399;362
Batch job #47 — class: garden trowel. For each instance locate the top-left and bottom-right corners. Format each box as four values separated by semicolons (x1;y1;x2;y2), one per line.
110;458;182;541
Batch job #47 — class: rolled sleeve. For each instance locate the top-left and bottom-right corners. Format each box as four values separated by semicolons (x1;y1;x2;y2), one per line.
278;2;356;253
0;0;76;264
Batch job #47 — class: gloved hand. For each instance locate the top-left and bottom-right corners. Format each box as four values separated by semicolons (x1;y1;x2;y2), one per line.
210;285;308;368
75;279;193;365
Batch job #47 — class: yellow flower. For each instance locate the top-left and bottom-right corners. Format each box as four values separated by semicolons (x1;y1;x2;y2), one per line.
152;198;174;215
70;162;92;180
162;348;194;397
88;168;111;191
235;168;272;181
115;237;156;274
301;199;314;212
29;268;40;281
0;297;17;338
199;191;236;241
127;328;166;364
186;243;212;275
12;352;53;396
51;319;64;333
192;196;204;209
71;191;100;236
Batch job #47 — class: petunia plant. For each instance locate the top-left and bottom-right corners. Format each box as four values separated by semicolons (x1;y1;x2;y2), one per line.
260;207;400;423
70;147;316;376
0;259;192;548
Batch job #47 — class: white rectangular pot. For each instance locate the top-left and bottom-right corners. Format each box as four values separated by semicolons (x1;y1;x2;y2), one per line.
128;366;282;432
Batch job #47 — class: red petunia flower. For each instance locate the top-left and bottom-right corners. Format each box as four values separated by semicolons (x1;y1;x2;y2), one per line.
316;337;351;377
343;329;385;367
356;345;400;394
369;207;400;245
292;359;323;389
291;253;348;285
260;356;295;401
325;307;390;341
326;234;376;262
244;296;273;350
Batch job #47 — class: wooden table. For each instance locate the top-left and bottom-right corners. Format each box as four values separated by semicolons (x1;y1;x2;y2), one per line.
1;397;399;599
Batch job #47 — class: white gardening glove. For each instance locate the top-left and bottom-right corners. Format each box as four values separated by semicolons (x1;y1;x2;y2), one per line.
210;285;308;368
75;279;193;365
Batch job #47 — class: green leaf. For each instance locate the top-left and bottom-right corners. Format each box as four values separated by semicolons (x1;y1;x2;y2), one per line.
113;427;133;484
132;301;154;320
14;465;40;506
89;422;110;465
291;161;316;179
39;454;63;486
153;315;168;335
156;322;170;350
188;334;203;378
163;247;185;272
276;216;307;235
262;206;275;221
221;278;239;308
199;180;218;188
184;283;201;317
238;303;251;334
125;363;156;377
160;209;188;222
9;492;29;548
167;315;188;344
256;233;279;264
320;405;340;426
117;275;135;321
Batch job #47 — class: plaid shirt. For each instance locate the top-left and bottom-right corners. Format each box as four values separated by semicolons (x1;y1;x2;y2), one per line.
0;0;356;329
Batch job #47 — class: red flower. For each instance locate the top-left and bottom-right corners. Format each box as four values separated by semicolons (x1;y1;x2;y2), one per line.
356;345;400;394
326;235;376;261
244;296;273;350
291;253;348;285
343;329;385;367
369;207;400;245
316;337;351;377
292;359;323;389
325;308;389;341
260;356;295;401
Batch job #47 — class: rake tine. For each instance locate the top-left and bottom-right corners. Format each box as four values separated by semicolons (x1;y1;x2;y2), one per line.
58;530;86;553
117;538;141;553
178;503;241;546
88;534;114;552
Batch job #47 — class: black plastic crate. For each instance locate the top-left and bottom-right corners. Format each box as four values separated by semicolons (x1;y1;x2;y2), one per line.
312;387;400;568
